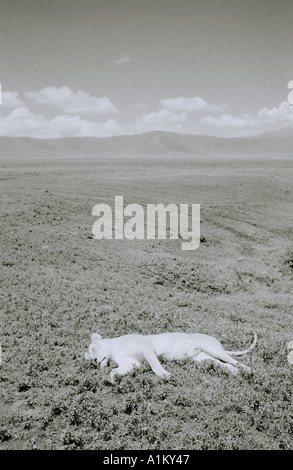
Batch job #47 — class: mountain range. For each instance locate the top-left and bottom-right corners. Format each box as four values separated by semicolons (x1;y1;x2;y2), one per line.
0;129;292;158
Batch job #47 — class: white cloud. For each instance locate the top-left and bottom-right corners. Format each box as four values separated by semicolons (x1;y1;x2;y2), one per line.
1;85;292;139
0;107;47;137
200;113;257;129
160;96;227;113
200;102;293;136
0;91;23;108
140;109;187;124
134;100;293;137
134;96;228;134
0;105;122;138
45;116;122;138
24;86;118;115
114;54;132;65
161;96;207;112
257;101;293;125
136;109;187;132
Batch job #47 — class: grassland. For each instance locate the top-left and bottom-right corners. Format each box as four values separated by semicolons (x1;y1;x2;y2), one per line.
1;136;293;449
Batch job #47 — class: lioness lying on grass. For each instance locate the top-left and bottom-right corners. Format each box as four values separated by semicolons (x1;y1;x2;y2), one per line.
85;330;257;382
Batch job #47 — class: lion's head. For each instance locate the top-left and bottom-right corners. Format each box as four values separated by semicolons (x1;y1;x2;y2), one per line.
85;333;110;367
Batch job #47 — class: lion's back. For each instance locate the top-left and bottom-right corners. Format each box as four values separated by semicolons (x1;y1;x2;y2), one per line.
111;334;154;361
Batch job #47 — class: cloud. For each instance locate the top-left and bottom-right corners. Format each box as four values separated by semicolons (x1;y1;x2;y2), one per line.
24;86;118;115
46;116;121;138
134;100;293;137
136;109;187;133
0;91;23;108
114;54;132;65
0;106;48;137
257;101;293;125
0;105;122;138
1;85;292;138
134;96;228;134
160;96;227;113
200;102;293;136
200;113;257;129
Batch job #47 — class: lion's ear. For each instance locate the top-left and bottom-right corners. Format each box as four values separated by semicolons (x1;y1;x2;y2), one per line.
91;333;102;342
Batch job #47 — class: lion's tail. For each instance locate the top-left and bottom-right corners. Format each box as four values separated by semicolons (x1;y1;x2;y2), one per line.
226;330;258;356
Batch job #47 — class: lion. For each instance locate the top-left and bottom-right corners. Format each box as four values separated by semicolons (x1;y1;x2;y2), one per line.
85;332;257;383
85;330;257;382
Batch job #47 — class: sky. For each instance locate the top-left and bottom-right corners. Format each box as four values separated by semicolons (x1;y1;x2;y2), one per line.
0;0;293;138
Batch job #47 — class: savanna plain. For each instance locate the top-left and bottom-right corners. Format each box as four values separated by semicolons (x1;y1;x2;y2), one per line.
1;134;293;450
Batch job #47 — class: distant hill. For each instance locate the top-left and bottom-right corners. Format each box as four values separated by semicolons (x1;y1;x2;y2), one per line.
0;129;292;158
